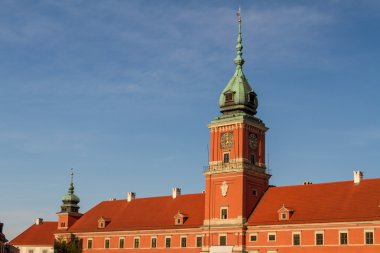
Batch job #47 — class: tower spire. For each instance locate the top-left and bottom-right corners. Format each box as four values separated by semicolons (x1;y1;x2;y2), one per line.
59;168;80;214
218;8;258;116
234;7;245;70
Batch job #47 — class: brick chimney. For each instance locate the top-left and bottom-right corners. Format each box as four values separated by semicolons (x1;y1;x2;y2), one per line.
127;192;136;202
172;187;181;199
354;170;363;184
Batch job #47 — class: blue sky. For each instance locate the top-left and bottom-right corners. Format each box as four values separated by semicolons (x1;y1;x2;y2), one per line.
1;0;380;240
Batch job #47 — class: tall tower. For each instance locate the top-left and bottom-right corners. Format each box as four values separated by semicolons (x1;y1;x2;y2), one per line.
203;10;270;251
57;169;82;230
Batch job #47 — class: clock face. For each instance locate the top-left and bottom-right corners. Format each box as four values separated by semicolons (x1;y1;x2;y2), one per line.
249;133;258;149
221;132;233;149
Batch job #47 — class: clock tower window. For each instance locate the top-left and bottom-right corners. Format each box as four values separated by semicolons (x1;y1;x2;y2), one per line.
223;153;230;163
250;154;255;165
221;208;228;219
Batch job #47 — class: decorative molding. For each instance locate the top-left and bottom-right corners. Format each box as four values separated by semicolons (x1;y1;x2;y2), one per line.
221;181;229;197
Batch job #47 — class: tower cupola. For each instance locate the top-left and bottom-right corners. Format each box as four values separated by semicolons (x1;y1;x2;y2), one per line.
59;169;80;214
219;9;258;116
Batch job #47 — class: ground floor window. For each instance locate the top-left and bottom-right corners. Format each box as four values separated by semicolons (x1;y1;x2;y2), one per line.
196;236;202;247
181;237;187;247
316;233;323;245
219;235;227;246
165;237;171;248
293;233;300;246
340;232;348;245
365;231;374;245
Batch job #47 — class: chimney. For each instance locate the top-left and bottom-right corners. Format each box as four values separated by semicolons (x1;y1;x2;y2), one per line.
303;181;312;185
172;187;181;199
354;170;363;184
127;192;136;202
35;218;43;225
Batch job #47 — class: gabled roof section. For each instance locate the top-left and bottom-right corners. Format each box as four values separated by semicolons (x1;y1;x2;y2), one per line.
64;193;205;232
248;178;380;226
10;222;57;246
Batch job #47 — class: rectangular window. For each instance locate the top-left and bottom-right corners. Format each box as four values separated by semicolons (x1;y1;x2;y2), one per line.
250;234;257;242
223;153;230;163
340;232;348;245
105;239;110;249
28;250;33;253
42;250;47;253
134;238;140;248
196;236;202;247
165;237;171;248
219;235;227;246
316;233;323;245
293;233;300;246
119;238;125;249
181;237;187;248
151;237;157;248
87;239;93;249
365;231;374;245
268;233;276;242
225;93;234;102
221;208;228;219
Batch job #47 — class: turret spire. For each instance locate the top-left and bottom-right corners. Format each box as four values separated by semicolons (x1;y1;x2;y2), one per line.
59;168;80;214
234;7;245;69
218;8;258;116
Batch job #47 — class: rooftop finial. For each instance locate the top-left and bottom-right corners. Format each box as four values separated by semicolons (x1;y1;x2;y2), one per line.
234;7;244;69
68;168;74;194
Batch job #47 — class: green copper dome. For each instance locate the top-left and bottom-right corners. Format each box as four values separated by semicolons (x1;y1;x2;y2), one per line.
219;10;258;116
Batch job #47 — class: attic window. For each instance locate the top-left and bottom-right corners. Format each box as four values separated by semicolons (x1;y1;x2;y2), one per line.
98;217;111;229
174;211;188;225
277;204;294;221
225;92;234;103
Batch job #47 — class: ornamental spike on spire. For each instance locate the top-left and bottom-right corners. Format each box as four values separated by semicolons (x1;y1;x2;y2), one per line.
68;168;74;194
234;7;245;69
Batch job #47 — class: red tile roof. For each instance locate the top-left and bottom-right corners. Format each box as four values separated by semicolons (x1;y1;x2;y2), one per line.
10;222;57;246
248;178;380;226
66;193;205;232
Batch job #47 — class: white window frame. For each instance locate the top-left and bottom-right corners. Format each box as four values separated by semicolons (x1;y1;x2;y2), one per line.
195;235;203;247
118;237;125;248
87;238;93;249
219;234;227;246
165;236;172;248
249;233;258;242
339;230;349;245
133;237;140;249
220;207;228;219
150;236;157;248
364;229;374;245
180;236;187;248
292;232;301;246
104;238;110;249
315;231;324;246
267;232;276;242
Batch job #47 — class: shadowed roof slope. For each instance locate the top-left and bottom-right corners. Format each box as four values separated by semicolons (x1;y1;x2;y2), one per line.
10;222;57;246
67;193;205;232
248;178;380;225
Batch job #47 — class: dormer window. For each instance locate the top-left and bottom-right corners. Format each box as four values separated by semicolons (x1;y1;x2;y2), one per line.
225;92;234;103
277;204;294;221
98;216;111;229
174;211;188;225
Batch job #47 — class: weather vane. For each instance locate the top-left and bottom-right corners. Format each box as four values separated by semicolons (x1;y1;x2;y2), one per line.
237;7;241;22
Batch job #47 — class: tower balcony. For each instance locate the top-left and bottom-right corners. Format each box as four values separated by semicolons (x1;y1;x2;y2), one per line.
203;160;268;175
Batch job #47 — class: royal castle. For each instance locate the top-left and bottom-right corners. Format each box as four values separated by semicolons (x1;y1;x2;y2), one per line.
10;11;380;253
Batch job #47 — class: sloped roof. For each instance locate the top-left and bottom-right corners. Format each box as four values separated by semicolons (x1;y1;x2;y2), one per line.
10;222;57;246
66;193;205;232
248;178;380;226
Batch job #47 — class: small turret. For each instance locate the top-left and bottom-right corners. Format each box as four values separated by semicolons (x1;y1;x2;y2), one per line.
59;169;80;213
57;169;82;230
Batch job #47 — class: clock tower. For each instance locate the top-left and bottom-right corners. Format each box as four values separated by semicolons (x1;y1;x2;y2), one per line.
203;10;270;252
